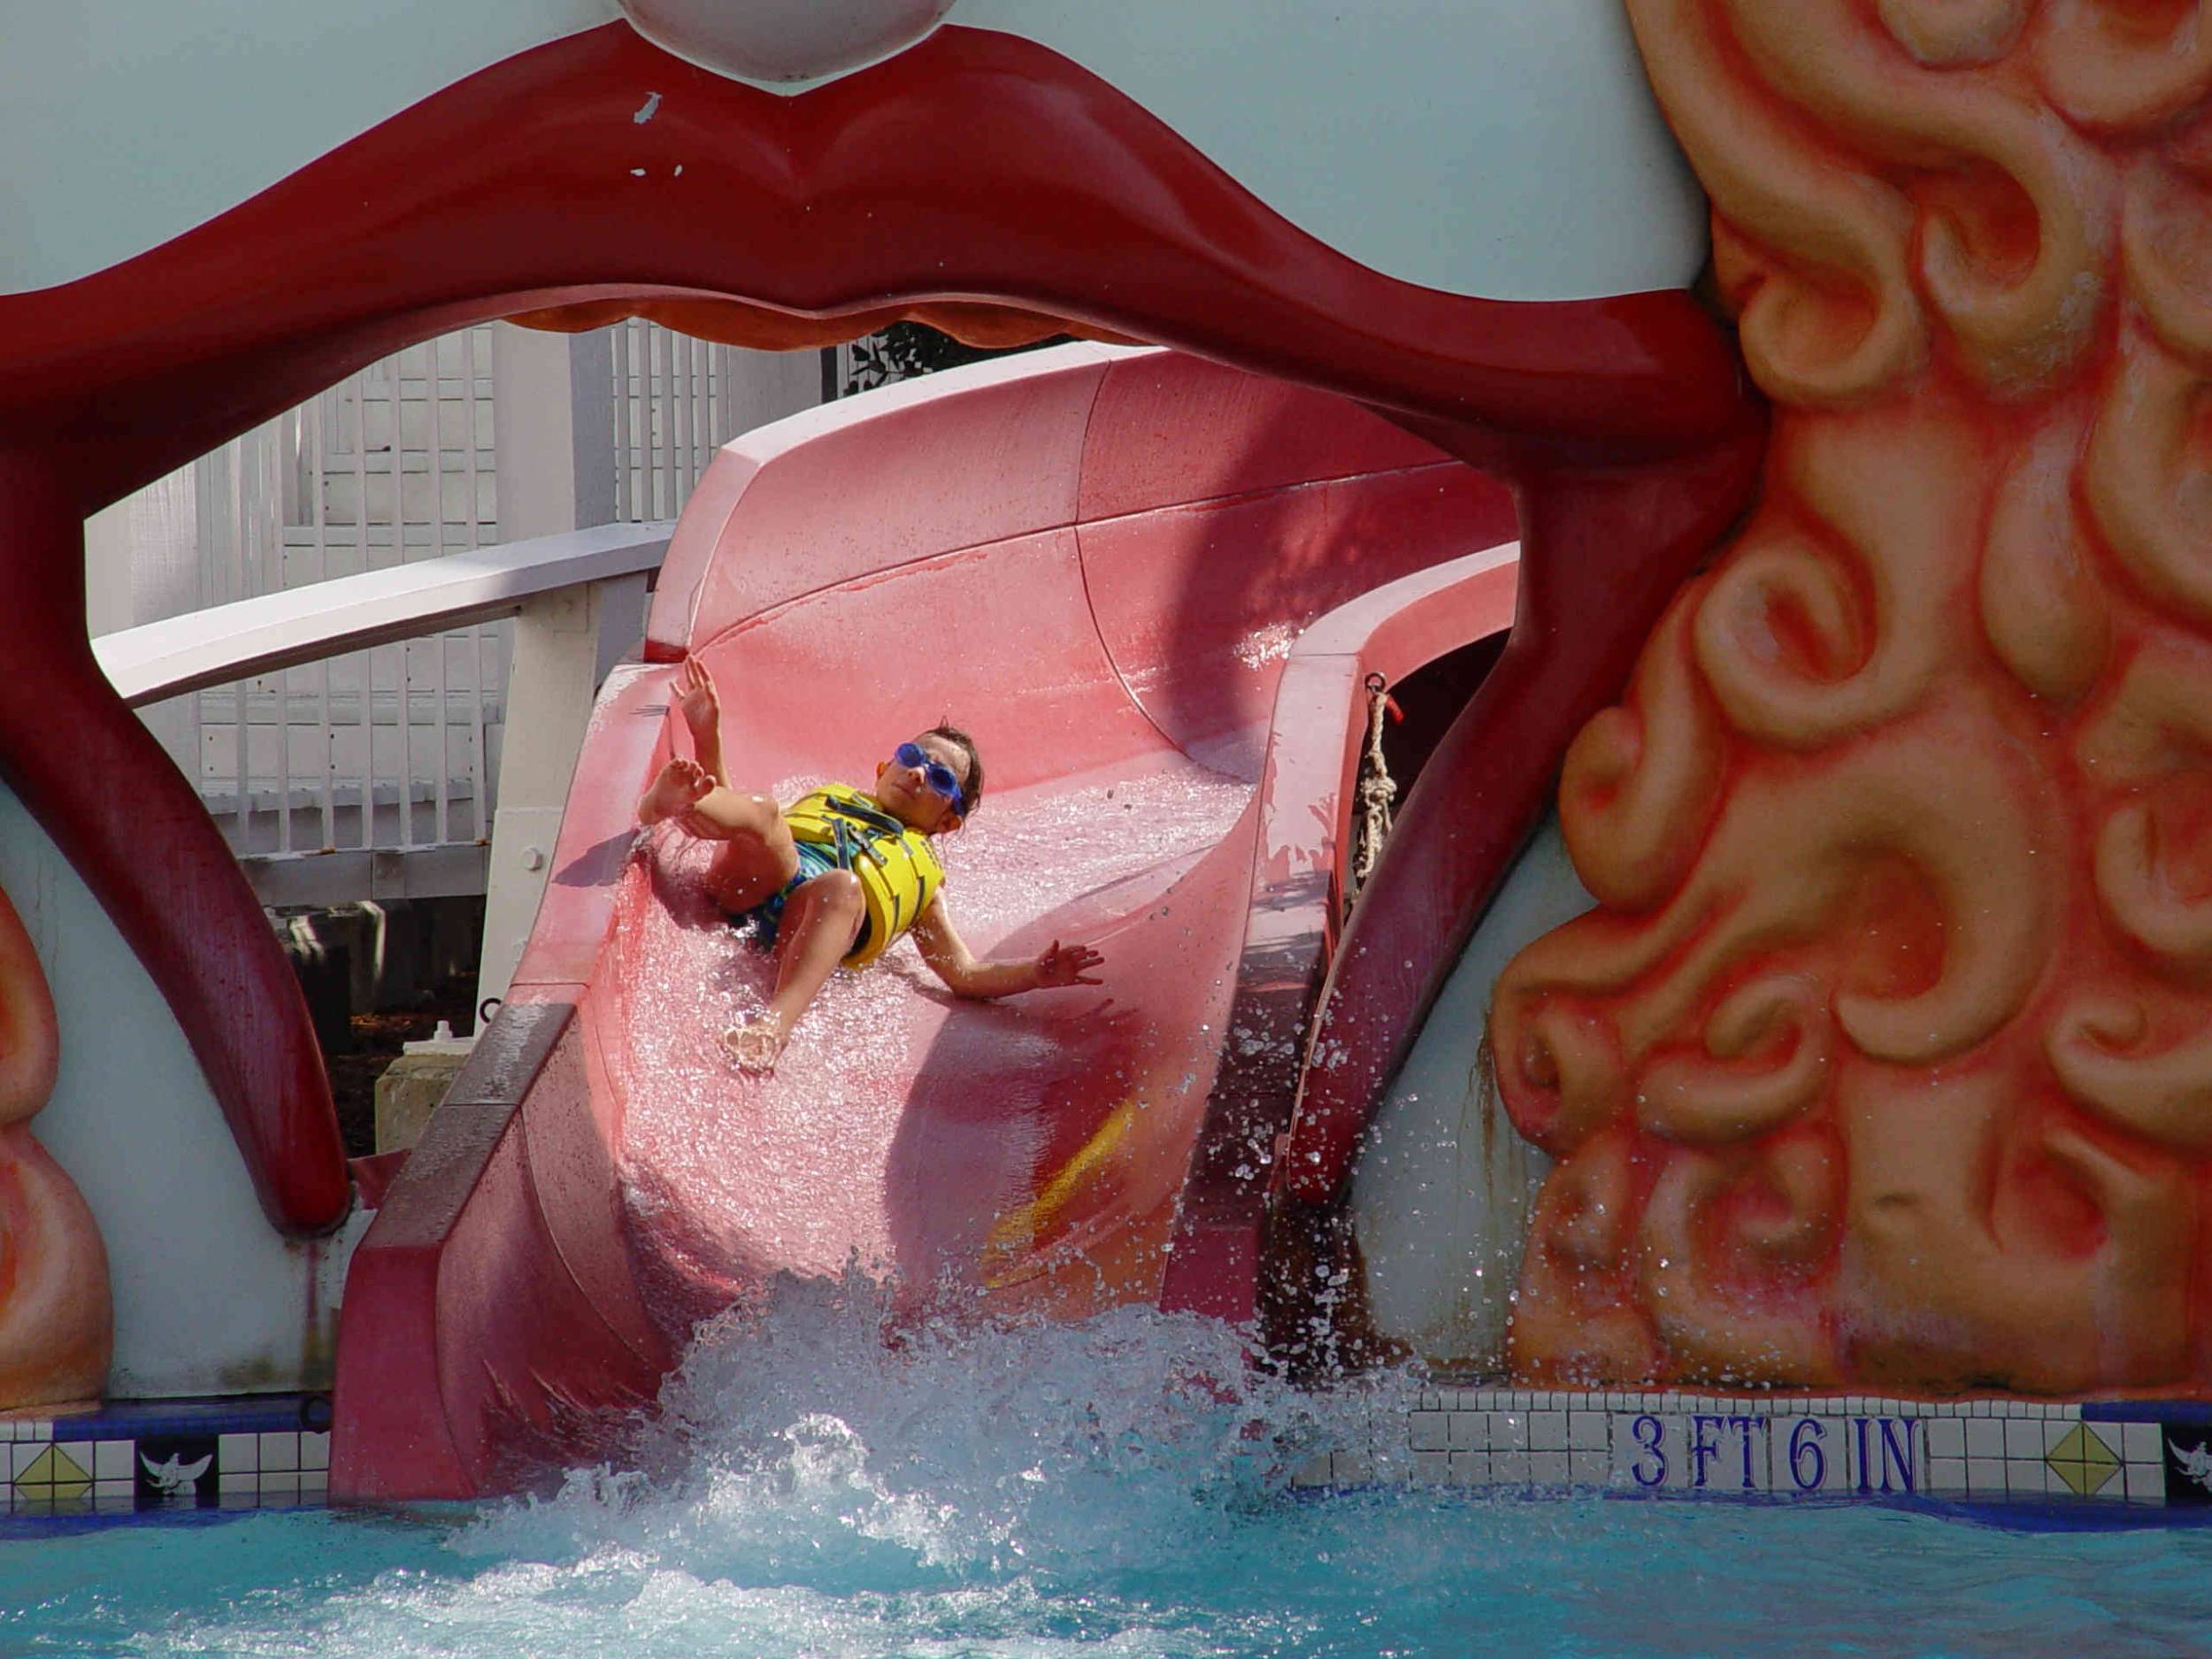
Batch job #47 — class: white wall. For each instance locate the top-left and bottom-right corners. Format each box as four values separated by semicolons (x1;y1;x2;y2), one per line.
796;0;1709;302
1350;819;1591;1369
0;782;364;1398
0;0;612;295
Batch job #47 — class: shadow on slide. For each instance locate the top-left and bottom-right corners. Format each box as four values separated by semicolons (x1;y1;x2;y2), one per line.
332;343;1520;1500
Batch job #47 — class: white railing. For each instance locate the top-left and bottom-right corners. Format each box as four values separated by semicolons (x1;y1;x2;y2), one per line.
97;523;673;909
133;328;506;872
98;318;832;903
612;319;755;522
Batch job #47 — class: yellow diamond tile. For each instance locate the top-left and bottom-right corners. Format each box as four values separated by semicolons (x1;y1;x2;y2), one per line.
2047;1424;2120;1496
15;1443;90;1496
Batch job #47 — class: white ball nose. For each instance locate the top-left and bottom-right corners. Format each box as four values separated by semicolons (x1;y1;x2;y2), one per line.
618;0;959;85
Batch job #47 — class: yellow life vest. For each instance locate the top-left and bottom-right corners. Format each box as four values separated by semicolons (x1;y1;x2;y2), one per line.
782;784;946;967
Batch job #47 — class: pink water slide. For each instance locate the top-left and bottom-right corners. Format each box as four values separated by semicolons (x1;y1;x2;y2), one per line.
331;343;1520;1499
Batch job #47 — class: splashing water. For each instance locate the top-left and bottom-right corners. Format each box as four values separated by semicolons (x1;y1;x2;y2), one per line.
15;1285;2212;1657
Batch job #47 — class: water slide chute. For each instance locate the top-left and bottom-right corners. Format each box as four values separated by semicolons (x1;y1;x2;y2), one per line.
332;342;1531;1497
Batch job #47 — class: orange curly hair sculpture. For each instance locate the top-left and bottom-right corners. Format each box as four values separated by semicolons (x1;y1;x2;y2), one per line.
1493;0;2212;1396
0;884;111;1408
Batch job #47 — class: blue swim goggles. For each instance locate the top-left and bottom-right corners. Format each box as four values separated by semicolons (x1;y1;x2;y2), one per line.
892;741;965;811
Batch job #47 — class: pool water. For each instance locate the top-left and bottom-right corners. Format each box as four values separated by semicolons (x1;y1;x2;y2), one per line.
11;1283;2212;1658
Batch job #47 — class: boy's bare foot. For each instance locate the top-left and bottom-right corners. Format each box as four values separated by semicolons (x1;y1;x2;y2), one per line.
638;757;713;825
722;1013;787;1072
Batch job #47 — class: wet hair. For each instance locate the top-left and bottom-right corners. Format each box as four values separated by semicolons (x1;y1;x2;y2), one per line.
926;723;984;817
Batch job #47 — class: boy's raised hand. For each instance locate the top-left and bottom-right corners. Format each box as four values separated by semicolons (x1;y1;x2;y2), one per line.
1033;940;1105;988
674;653;720;733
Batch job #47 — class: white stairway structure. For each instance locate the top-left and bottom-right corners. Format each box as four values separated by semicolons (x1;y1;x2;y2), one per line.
84;321;821;910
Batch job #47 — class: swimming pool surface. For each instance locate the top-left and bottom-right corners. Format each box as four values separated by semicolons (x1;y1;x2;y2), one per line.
11;1288;2212;1658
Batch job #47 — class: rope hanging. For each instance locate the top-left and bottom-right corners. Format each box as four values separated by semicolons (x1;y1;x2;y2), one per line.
1348;672;1402;910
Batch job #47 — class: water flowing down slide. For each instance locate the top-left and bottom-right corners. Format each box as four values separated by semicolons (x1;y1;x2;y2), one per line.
332;344;1522;1499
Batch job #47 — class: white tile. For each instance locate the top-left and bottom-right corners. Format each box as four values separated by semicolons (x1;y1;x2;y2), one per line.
92;1491;134;1515
92;1479;134;1502
258;1471;302;1498
1491;1413;1528;1451
1493;1451;1532;1484
1417;1389;1441;1413
1966;1456;2008;1494
1410;1451;1449;1485
2005;1460;2049;1496
8;1442;50;1479
2076;1423;2122;1462
1965;1420;2006;1461
2040;1420;2074;1455
1409;1413;1448;1453
2003;1420;2045;1460
92;1440;134;1481
2050;1402;2080;1420
22;1423;49;1443
1770;1417;1849;1494
1529;1411;1569;1453
218;1471;258;1495
1700;1417;1769;1494
258;1433;300;1472
1925;1456;1969;1494
1447;1412;1483;1451
2121;1423;2162;1463
1332;1452;1374;1484
2125;1462;2168;1502
219;1432;259;1473
1567;1411;1608;1452
1532;1452;1571;1486
1448;1450;1491;1486
1571;1449;1609;1486
1925;1420;1966;1459
1868;1417;1923;1496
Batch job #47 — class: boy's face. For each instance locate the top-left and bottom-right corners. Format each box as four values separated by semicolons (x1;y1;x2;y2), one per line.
875;733;970;833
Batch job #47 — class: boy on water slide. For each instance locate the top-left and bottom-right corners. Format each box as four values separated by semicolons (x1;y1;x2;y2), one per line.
637;656;1105;1070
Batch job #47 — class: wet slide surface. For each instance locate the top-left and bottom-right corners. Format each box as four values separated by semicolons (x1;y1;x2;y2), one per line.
610;757;1254;1325
334;343;1519;1498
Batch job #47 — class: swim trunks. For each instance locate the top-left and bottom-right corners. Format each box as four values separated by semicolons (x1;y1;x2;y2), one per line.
729;841;873;956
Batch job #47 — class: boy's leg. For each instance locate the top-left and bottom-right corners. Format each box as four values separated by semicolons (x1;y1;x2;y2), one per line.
638;757;802;909
726;871;866;1070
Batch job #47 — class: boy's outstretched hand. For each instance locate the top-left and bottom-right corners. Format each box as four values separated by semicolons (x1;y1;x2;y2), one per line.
1033;940;1105;989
